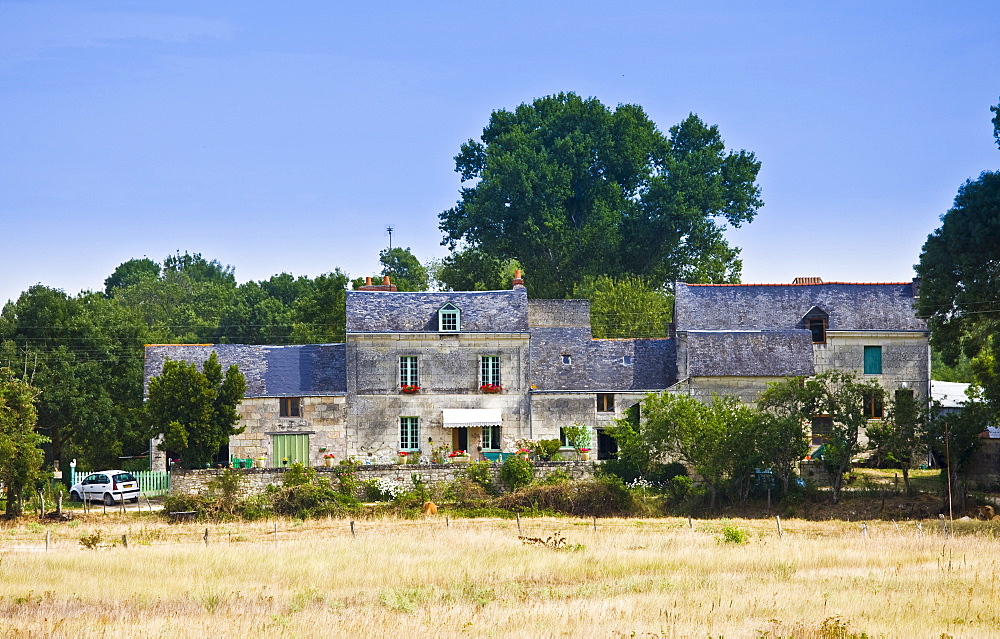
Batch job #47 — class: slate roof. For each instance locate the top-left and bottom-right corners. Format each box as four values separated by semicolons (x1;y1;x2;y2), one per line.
683;330;815;377
529;327;676;391
346;289;529;333
674;282;927;332
144;344;346;397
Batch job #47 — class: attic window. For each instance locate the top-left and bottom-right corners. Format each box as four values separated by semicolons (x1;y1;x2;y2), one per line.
562;354;572;365
622;356;633;365
808;319;827;344
438;303;460;332
279;397;301;418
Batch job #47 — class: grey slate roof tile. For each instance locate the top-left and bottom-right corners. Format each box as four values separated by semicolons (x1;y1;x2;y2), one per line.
346;289;529;333
674;282;926;332
144;343;346;397
683;330;815;377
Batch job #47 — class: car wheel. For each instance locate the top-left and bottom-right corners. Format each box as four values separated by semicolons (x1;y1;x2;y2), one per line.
70;491;81;502
130;497;139;503
103;493;115;506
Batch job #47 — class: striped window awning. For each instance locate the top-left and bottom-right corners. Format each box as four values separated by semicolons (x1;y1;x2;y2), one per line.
442;408;502;428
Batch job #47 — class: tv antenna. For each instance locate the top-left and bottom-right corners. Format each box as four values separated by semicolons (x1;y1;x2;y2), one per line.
385;225;394;250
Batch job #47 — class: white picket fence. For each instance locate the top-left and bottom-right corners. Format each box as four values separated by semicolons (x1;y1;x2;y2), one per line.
69;469;171;498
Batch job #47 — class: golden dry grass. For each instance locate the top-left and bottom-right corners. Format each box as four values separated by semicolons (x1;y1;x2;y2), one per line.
2;514;1000;637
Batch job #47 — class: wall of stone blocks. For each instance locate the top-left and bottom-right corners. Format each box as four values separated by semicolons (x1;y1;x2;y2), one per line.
229;396;347;467
679;376;786;404
170;461;597;500
346;332;531;459
529;392;647;445
814;332;930;399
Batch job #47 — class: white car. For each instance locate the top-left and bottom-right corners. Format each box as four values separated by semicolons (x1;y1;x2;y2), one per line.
69;470;141;505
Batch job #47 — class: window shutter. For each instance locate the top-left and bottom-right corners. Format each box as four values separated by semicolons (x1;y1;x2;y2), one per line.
863;346;882;375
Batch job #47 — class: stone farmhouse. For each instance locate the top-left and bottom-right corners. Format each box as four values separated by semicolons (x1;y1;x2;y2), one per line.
143;275;928;469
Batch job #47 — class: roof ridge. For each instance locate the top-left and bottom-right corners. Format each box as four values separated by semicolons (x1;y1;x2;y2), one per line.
684;282;912;287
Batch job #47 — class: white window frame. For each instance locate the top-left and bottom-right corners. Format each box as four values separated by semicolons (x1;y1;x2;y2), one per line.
480;356;501;387
438;303;461;332
400;356;419;387
482;425;501;450
400;417;420;451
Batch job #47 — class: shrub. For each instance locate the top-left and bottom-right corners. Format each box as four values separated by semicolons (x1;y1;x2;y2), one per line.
498;477;633;517
270;483;362;518
499;455;534;491
533;439;563;461
207;468;245;515
283;463;316;487
540;469;572;485
331;459;361;496
719;523;749;545
445;478;492;507
361;477;407;502
162;494;212;520
463;461;497;494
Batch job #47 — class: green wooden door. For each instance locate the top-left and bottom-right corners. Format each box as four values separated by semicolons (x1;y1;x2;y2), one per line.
273;434;309;466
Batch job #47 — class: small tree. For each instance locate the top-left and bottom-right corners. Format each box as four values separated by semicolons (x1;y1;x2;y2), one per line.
757;376;821;497
145;352;246;468
925;388;990;514
0;368;47;517
562;422;593;455
866;389;927;494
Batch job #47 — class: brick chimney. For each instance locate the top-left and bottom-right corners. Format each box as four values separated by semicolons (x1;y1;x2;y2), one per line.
358;275;397;292
792;277;823;285
511;269;525;289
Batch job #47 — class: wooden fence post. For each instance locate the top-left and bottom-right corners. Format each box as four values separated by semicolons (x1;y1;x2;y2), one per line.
775;516;783;538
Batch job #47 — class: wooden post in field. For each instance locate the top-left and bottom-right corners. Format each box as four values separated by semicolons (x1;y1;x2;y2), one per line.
46;530;50;551
688;516;693;529
775;516;782;538
56;492;62;517
122;534;128;548
593;516;597;532
103;501;106;515
939;514;948;538
274;521;278;546
516;513;521;534
861;523;868;538
446;516;449;528
204;528;209;545
350;520;356;538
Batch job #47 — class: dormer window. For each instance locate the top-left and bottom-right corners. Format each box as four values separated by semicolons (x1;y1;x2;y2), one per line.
562;354;572;365
438;303;460;332
801;306;829;344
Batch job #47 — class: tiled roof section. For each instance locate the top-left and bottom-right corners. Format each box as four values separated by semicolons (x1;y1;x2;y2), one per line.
530;327;676;390
143;344;346;397
674;282;926;332
346;289;529;333
684;331;815;377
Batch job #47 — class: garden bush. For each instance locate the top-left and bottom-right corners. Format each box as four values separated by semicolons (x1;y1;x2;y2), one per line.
498;476;633;517
499;455;534;491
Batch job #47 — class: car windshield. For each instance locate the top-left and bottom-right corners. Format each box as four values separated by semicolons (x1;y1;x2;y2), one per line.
114;473;137;483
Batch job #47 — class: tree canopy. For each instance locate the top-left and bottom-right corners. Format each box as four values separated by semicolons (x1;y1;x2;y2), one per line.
0;367;46;517
144;352;246;468
439;92;762;298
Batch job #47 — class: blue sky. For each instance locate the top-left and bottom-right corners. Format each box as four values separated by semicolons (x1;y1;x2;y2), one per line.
1;1;998;305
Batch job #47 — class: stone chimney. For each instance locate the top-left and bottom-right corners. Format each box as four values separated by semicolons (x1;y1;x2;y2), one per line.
358;275;397;292
512;269;525;289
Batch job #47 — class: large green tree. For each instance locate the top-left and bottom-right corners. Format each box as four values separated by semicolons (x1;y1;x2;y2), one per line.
439;92;762;298
0;286;148;468
0;368;47;517
432;248;519;292
572;274;672;338
144;352;246;468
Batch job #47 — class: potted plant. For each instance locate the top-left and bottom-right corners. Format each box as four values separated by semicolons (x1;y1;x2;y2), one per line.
400;384;420;394
516;448;532;461
397;451;408;464
448;450;470;463
578;448;592;462
480;383;503;394
323;453;336;467
254;456;267;468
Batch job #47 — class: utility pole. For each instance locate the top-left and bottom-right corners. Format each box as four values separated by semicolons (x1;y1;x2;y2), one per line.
385;225;394;250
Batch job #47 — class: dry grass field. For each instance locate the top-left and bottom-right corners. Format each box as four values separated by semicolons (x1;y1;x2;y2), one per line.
2;513;1000;638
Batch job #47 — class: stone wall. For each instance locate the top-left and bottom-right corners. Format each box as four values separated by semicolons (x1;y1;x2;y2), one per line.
229;396;348;466
170;461;597;500
814;332;929;399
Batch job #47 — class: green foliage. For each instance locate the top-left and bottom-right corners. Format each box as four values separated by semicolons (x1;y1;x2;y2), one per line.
992;98;999;149
668;475;693;503
499;455;534;491
719;523;749;545
916;162;1000;417
270;482;362;518
539;469;572;485
444;478;493;507
439;92;762;298
104;258;161;297
573;275;672;338
866;390;928;493
331;458;361;496
462;461;497;495
432;248;518;292
532;439;563;461
560;423;593;452
497;476;633;517
0;368;47;517
378;247;428;292
931;347;974;383
144;352;246;468
282;462;316;487
0;286;148;468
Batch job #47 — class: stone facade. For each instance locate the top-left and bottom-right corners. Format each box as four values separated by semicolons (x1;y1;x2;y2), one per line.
144;276;930;472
